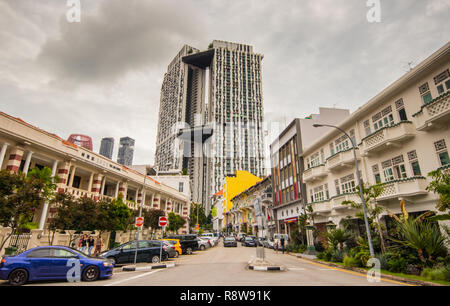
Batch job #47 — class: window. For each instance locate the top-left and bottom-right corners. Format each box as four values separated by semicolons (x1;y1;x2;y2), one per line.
382;160;394;182
419;82;432;104
407;150;421;176
382;155;407;181
434;139;450;166
313;186;325;202
437;84;445;95
310;152;320;168
335;135;349;153
363;120;371;136
329;143;335;156
372;164;381;184
27;248;52;258
396;99;408;121
52;248;77;258
373;106;394;131
340;174;356;194
335;179;340;195
179;182;184;193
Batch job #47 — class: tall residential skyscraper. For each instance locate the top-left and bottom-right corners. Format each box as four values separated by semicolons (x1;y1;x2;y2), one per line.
99;137;114;159
117;137;135;166
155;40;265;209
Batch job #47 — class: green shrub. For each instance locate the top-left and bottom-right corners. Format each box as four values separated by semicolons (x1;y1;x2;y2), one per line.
330;249;344;263
343;256;358;268
421;267;450;281
317;250;333;261
298;245;307;254
387;256;408;273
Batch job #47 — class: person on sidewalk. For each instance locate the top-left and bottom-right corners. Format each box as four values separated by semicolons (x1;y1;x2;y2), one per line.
79;234;88;253
93;235;103;257
280;236;285;254
87;235;95;256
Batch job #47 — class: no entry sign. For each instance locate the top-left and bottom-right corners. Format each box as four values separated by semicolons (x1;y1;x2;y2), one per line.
135;217;144;228
159;216;168;227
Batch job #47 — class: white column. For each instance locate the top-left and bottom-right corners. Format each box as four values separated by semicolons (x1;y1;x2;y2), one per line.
88;173;94;193
68;166;77;187
23;151;33;175
0;143;8;169
100;176;106;195
39;160;58;230
114;181;120;198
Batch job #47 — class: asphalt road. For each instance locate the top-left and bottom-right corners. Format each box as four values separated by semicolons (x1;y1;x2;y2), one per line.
7;240;408;286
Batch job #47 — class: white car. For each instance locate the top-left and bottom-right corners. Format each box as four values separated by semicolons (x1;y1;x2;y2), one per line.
197;237;211;250
200;235;218;246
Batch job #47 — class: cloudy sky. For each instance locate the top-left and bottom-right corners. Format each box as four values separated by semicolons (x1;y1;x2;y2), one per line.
1;0;449;166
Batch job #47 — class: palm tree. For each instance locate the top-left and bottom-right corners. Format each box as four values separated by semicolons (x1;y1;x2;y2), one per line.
327;228;351;251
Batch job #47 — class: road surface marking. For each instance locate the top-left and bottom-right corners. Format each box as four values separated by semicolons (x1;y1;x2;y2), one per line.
297;258;414;286
288;268;306;271
104;269;162;286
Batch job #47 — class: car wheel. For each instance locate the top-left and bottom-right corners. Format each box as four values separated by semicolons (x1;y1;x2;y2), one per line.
151;255;160;263
174;251;179;258
200;245;205;251
82;266;99;282
186;247;193;255
8;268;28;286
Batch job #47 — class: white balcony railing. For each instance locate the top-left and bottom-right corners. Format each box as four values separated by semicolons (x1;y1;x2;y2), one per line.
360;121;415;155
412;91;450;131
377;177;428;201
326;149;360;173
303;164;328;182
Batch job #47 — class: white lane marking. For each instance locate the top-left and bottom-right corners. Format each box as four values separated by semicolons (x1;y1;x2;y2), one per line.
288;268;305;271
104;269;162;286
318;268;337;271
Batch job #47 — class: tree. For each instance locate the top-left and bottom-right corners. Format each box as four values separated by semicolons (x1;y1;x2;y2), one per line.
327;228;351;251
387;201;447;265
48;192;78;245
167;212;186;234
96;195;132;234
342;182;387;253
0;170;53;251
426;168;450;213
189;203;208;228
143;208;166;234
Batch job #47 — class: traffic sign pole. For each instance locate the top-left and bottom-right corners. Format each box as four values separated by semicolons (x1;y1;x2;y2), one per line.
134;175;147;267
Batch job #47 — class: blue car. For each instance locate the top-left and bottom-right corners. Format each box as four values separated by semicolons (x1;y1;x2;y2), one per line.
0;245;114;286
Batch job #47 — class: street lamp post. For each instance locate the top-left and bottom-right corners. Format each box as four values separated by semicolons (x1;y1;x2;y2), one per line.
133;174;147;267
312;124;375;258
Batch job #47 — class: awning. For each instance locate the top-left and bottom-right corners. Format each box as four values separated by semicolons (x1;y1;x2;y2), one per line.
284;217;298;224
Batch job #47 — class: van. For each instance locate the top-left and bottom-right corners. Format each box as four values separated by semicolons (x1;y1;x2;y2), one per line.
273;234;289;248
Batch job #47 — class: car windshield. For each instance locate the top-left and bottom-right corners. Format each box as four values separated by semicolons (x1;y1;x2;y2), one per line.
245;237;254;241
225;237;234;241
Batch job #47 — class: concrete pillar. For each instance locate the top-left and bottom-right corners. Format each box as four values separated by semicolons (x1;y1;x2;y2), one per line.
39;160;58;230
6;146;24;173
0;142;8;169
114;181;120;198
305;225;316;254
153;194;160;209
118;182;128;199
100;176;106;195
91;174;103;201
88;173;94;195
166;199;172;212
22;151;33;175
68;166;77;187
56;162;70;193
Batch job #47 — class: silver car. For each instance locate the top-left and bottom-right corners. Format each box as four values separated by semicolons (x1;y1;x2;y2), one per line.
197;237;211;250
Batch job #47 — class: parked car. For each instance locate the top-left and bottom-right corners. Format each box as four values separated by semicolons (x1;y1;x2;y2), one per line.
256;237;266;247
98;240;169;265
236;233;247;242
197;237;211;250
242;236;257;247
160;239;182;257
223;236;238;247
0;246;114;286
160;240;179;258
200;235;219;246
263;238;275;249
165;234;199;255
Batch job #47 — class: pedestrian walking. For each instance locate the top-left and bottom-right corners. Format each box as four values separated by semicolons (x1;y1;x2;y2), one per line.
79;234;88;253
87;235;95;256
280;236;285;254
93;235;103;257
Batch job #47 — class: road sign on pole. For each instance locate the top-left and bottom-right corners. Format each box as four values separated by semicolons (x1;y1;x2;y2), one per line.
195;223;199;231
159;216;168;227
135;217;144;228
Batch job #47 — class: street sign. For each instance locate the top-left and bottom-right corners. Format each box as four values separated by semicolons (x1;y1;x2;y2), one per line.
159;216;168;227
135;217;144;228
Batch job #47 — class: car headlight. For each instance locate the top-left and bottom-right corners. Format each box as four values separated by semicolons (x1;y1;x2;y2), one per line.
103;261;113;267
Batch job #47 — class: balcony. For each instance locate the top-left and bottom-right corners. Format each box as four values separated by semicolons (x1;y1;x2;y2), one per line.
310;201;332;216
412;92;450;131
65;187;95;199
303;164;328;182
360;121;415;155
326;149;360;173
377;177;428;201
261;192;272;203
330;193;360;212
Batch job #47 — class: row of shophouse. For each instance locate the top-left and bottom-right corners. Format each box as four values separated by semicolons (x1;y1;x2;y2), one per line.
0;111;191;236
216;42;450;241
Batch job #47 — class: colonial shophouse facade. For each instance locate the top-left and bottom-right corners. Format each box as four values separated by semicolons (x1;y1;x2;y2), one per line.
229;176;274;238
302;42;450;237
0;112;190;234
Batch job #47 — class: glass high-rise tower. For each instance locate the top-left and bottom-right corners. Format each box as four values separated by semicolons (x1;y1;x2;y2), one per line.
99;137;114;159
155;40;265;208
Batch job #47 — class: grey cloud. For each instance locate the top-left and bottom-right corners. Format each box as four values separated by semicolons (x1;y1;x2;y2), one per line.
37;0;206;84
